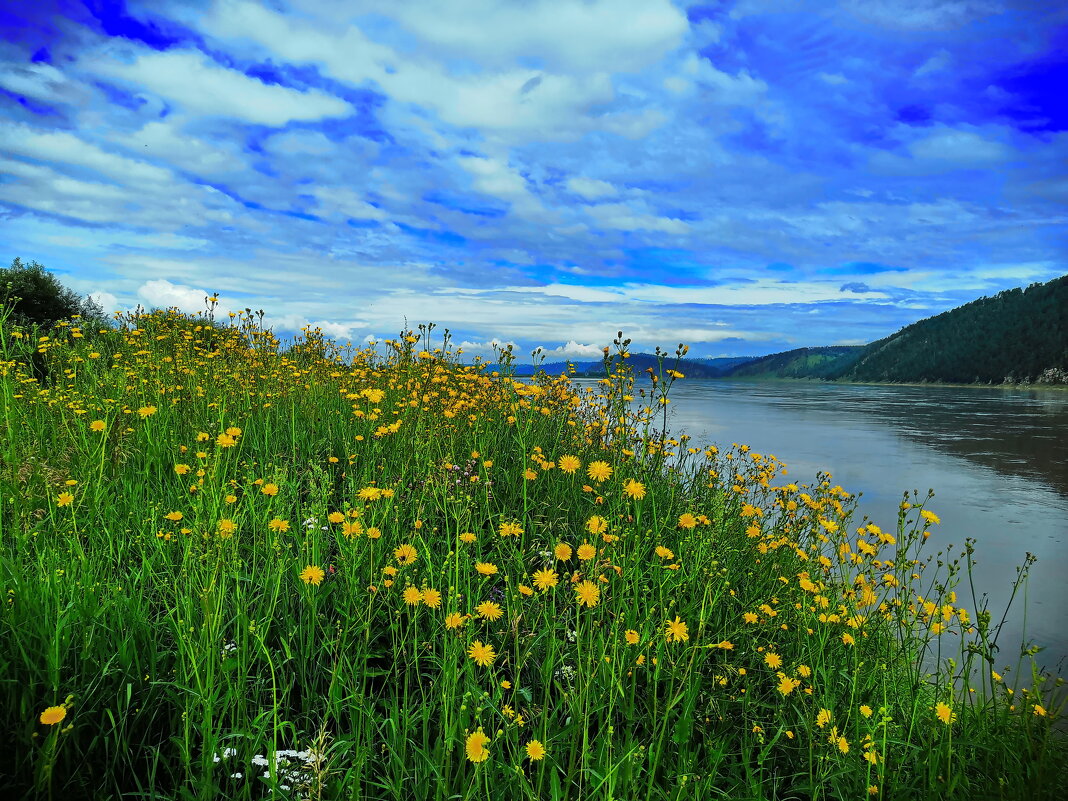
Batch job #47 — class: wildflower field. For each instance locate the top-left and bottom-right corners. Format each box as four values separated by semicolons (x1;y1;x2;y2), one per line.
1;301;1064;801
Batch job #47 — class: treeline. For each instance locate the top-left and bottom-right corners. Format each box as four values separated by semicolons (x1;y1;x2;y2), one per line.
836;274;1068;384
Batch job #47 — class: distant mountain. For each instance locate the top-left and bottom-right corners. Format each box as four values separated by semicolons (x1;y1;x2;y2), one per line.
834;274;1068;385
508;274;1067;385
718;346;865;379
510;353;736;378
695;356;759;372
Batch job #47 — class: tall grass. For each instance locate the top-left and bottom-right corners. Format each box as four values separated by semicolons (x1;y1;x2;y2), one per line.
0;301;1063;800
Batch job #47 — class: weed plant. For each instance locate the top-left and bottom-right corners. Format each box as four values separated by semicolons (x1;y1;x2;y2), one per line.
0;299;1064;800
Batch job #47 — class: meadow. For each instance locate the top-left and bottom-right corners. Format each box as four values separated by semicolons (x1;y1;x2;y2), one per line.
0;300;1064;800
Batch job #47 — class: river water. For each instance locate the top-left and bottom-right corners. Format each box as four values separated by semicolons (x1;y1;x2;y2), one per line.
613;379;1068;679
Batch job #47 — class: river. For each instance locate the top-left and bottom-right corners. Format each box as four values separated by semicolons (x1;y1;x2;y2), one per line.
601;378;1068;680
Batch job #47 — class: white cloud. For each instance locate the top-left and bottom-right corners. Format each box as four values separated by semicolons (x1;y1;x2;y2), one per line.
585;202;689;234
540;340;603;359
180;1;670;143
106;116;235;176
311;186;390;221
907;129;1009;164
0;60;89;105
0;153;240;229
0;123;175;185
693;61;768;106
456;154;559;221
88;290;120;314
567;175;619;201
138;279;226;315
81;47;353;126
339;0;688;74
819;72;849;85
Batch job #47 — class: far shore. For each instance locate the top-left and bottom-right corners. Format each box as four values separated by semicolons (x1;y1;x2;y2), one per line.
557;372;1068;390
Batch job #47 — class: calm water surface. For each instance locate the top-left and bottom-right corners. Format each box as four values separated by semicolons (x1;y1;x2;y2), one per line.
623;380;1068;677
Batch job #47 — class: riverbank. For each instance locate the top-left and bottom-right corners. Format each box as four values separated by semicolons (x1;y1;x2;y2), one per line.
1;307;1065;800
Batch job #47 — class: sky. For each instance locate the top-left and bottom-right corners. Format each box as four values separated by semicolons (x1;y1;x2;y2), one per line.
1;0;1065;363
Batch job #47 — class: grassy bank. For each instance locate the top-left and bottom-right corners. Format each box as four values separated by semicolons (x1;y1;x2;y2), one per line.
1;304;1064;800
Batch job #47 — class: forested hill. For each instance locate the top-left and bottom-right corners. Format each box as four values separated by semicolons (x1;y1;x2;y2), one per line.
835;274;1068;384
719;346;864;379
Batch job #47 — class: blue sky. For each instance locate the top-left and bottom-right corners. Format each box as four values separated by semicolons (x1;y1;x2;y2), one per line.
1;0;1065;362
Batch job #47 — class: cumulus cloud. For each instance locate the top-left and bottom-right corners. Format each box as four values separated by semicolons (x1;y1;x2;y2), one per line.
540;340;603;359
137;279;225;315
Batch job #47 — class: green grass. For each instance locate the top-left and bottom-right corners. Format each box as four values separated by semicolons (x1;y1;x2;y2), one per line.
0;304;1064;800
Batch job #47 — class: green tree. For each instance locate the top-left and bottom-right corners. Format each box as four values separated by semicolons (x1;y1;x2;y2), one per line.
0;257;109;328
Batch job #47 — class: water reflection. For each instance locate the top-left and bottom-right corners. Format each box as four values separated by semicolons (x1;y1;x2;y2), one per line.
627;379;1068;677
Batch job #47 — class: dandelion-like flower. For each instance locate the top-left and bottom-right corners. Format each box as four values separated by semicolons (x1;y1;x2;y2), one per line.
394;544;418;565
261;483;279;496
777;675;800;695
56;492;74;507
574;580;600;608
422;588;442;608
622;479;646;500
554;543;573;561
475;562;498;576
585;515;608;535
586;461;613;482
299;565;325;585
467;641;496;667
445;612;466;629
525;740;546;761
498;521;523;537
935;702;956;724
40;706;66;725
476;601;503;621
764;652;783;669
655;545;674;560
357;486;382;501
90;420;105;432
532;569;558;590
559;455;581;474
576;542;596;561
402;586;423;606
465;729;491;762
664;616;689;643
625;630;640;645
137;405;157;419
677;513;697;529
